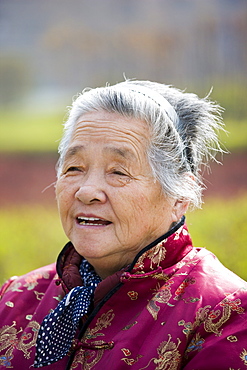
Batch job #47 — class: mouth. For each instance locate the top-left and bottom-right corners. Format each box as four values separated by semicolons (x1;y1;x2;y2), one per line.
76;216;112;226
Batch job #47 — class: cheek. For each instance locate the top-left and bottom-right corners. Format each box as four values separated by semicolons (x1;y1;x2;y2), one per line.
117;192;153;227
137;189;172;223
55;180;73;215
137;190;160;212
110;190;141;233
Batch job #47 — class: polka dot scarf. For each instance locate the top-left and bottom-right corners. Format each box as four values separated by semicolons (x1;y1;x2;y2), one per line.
34;259;101;368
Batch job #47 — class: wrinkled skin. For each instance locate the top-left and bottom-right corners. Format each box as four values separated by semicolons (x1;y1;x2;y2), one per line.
56;110;188;278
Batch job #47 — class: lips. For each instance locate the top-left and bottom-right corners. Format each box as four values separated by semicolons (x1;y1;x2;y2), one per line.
76;216;112;226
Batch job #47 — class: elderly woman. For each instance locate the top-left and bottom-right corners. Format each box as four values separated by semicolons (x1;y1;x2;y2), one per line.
0;80;246;370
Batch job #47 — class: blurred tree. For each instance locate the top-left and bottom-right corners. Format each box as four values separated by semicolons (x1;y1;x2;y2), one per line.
0;55;32;108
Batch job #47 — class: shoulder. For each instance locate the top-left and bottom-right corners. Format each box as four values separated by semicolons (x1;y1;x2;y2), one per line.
0;263;60;331
195;248;246;288
179;250;247;368
187;248;247;305
0;263;57;299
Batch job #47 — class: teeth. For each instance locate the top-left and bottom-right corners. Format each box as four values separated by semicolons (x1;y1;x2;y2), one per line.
78;217;102;221
77;217;105;226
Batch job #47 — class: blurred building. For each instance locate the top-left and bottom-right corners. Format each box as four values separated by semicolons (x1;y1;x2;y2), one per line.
0;0;246;117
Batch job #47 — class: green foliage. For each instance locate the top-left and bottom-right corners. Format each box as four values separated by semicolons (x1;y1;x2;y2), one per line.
187;195;247;281
222;120;247;152
0;111;246;153
210;82;247;121
0;195;246;285
0;111;64;152
0;205;67;284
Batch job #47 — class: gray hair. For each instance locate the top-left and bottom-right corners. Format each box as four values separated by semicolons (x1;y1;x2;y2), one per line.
57;80;225;208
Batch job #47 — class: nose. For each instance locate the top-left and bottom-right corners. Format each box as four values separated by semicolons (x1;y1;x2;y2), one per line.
75;171;107;204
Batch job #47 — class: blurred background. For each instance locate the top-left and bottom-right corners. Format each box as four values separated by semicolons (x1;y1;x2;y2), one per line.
0;0;247;283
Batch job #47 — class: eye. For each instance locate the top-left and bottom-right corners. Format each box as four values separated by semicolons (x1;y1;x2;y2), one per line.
113;170;126;176
65;166;81;173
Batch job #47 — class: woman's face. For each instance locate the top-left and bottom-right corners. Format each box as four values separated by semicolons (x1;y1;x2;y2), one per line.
56;110;181;278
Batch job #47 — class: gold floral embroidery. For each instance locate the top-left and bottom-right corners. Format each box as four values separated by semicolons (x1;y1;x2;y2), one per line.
0;321;21;368
34;291;45;301
121;348;131;356
184;333;205;358
227;335;238;342
183;297;200;304
121;348;143;365
174;277;196;301
53;294;63;302
127;291;138;300
179;298;245;340
173;226;184;240
16;321;39;358
6;282;23;293
204;298;244;336
5;301;14;308
0;320;39;368
135;241;167;271
122;321;137;331
240;349;247;366
84;309;115;340
178;305;211;338
153;272;169;281
24;271;50;291
139;334;181;370
72;310;115;369
147;281;173;320
220;297;244;314
71;344;105;370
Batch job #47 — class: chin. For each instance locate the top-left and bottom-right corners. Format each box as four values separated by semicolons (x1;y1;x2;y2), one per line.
73;244;110;260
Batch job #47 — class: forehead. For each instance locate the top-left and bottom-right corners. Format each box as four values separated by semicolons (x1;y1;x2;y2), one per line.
67;110;150;157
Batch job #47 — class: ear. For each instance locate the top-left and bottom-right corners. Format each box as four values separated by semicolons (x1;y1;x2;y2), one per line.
172;199;190;222
171;171;196;221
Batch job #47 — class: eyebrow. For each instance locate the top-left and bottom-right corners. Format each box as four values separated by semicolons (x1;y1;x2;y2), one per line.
104;146;135;160
64;145;135;161
64;145;85;162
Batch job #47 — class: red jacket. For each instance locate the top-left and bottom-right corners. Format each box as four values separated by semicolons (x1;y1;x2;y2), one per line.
0;222;247;369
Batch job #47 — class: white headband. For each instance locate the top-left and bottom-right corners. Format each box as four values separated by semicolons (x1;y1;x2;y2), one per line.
119;84;179;125
117;84;194;172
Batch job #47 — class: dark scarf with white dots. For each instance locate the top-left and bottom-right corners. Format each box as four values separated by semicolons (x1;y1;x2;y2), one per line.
34;259;101;368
